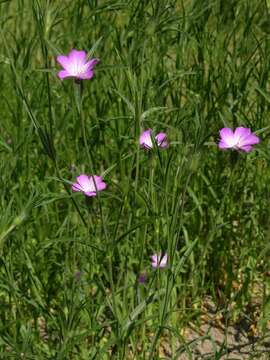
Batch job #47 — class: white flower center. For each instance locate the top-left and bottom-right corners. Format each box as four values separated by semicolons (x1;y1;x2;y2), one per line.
84;177;96;192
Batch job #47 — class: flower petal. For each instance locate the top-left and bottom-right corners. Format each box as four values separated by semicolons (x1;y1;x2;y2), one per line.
151;253;168;268
91;176;107;191
159;254;168;267
234;127;251;139
240;145;253;152
156;132;168;148
92;175;103;183
97;181;107;191
218;140;233;149
140;129;153;149
72;182;83;192
69;49;87;64
219;128;234;140
151;257;158;268
239;134;260;147
219;128;237;148
56;55;70;69
84;191;97;197
58;70;72;79
78;69;94;79
76;175;91;190
86;58;100;68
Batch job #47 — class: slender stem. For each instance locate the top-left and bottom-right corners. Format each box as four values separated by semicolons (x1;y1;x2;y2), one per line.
55;161;88;228
74;81;94;171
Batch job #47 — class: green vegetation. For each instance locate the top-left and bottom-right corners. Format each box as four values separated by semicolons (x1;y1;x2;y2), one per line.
0;0;270;358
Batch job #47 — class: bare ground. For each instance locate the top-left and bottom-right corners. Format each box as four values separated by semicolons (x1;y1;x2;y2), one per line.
167;296;270;360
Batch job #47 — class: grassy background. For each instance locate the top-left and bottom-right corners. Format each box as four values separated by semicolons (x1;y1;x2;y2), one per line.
0;0;270;358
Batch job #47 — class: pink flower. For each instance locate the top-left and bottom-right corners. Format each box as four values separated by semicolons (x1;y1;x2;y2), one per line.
151;253;168;269
218;127;260;152
72;175;106;197
139;129;168;149
56;49;99;80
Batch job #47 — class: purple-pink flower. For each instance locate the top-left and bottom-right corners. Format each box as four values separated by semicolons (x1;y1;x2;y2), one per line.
138;273;147;284
151;253;168;269
56;49;99;80
72;175;106;197
218;127;260;152
140;129;168;149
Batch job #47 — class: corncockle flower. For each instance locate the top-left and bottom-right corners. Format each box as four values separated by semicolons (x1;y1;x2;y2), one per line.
56;49;99;80
218;127;260;152
151;253;168;269
138;273;147;284
140;129;168;149
72;175;106;197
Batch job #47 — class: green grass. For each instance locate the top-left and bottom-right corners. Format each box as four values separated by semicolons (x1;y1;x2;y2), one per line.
0;0;270;358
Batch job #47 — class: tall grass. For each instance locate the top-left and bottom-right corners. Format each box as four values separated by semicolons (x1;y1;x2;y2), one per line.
0;0;270;358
